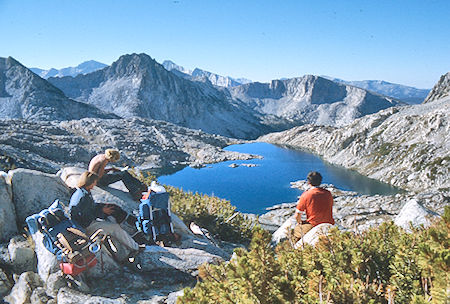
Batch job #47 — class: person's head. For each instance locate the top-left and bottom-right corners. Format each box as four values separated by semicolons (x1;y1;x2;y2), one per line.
307;171;322;187
78;171;99;190
105;149;120;162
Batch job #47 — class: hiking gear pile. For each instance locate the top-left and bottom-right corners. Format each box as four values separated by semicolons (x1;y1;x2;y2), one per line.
26;200;103;276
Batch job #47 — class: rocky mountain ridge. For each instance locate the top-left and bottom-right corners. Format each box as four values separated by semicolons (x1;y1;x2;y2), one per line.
324;76;430;104
48;53;269;139
0;57;116;121
30;60;108;79
46;53;405;138
229;75;402;127
259;73;450;193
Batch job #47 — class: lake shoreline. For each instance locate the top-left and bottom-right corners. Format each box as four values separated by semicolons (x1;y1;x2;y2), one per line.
157;142;400;215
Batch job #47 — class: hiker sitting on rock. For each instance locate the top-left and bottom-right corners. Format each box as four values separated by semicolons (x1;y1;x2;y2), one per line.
293;171;335;243
69;171;144;261
88;149;146;200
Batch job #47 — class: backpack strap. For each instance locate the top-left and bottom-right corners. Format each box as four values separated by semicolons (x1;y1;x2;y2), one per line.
57;233;73;253
66;227;88;240
48;208;65;222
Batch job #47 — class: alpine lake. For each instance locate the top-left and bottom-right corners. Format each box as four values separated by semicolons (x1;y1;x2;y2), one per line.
157;142;399;214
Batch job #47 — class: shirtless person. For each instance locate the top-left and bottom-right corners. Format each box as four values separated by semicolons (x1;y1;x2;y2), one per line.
89;149;146;200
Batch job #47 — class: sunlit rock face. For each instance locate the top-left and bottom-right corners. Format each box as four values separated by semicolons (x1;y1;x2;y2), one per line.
423;72;450;104
229;75;401;127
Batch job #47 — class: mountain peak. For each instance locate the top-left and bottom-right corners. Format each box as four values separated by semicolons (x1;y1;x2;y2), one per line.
4;56;24;68
108;53;160;77
229;74;400;127
162;60;191;75
0;57;116;120
423;72;450;103
76;60;107;70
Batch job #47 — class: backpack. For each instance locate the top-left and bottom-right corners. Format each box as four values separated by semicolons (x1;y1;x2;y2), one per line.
136;191;175;244
26;200;100;276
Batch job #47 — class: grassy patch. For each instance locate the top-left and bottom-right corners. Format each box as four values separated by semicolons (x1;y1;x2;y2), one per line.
376;142;394;156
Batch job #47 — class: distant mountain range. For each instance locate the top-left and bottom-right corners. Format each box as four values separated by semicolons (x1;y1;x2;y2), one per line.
323;76;430;104
47;53;268;139
45;53;401;137
1;53;420;139
162;60;252;88
30;60;108;79
30;59;429;104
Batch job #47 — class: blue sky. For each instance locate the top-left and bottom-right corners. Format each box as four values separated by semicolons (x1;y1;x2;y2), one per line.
0;0;449;88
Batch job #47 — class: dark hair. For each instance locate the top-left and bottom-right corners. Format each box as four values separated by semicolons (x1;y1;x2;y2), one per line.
78;171;99;188
307;171;322;186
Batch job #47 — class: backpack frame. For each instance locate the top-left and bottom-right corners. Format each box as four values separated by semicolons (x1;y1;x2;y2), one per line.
137;192;175;243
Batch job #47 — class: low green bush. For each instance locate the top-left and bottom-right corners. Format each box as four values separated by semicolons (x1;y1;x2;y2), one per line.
134;171;254;244
167;186;254;244
178;206;450;304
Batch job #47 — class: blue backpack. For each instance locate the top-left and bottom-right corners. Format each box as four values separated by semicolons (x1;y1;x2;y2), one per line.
136;192;175;243
26;200;100;275
26;200;69;258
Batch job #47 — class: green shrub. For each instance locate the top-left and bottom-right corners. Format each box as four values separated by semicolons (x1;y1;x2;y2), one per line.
168;186;254;244
178;206;450;303
417;206;450;303
0;154;16;172
134;171;254;244
180;228;292;304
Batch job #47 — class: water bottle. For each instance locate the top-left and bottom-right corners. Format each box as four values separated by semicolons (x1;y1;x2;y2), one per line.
89;243;100;253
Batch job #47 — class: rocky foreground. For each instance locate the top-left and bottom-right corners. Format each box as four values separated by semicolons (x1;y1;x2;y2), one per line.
1;167;231;303
0;117;261;174
257;180;444;236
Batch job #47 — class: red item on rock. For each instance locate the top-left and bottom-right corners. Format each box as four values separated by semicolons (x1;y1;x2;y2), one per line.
59;254;97;276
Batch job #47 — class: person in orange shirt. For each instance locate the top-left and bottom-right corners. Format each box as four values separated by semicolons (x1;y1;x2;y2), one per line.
293;171;334;243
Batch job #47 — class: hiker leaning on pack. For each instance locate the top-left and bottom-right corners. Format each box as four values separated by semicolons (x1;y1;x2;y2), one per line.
293;171;335;243
69;171;142;256
88;149;146;200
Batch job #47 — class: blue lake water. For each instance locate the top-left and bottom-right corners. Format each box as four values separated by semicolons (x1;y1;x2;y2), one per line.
157;142;398;214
